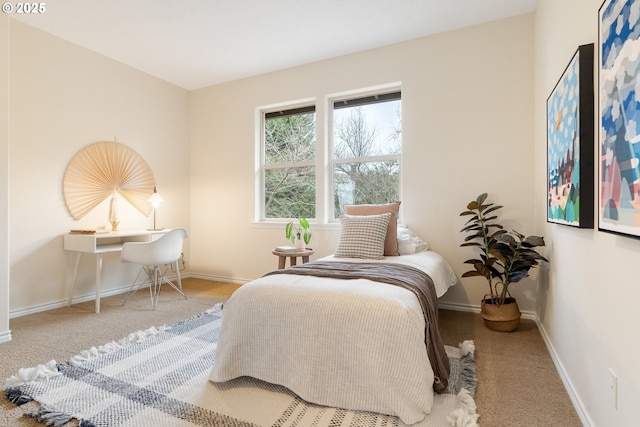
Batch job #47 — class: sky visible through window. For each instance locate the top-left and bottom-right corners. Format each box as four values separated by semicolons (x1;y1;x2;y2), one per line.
333;100;401;156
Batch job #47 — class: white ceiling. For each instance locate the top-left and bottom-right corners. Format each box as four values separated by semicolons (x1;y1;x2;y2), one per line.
9;0;538;90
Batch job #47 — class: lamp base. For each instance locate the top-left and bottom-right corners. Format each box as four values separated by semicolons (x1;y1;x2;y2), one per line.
147;227;164;231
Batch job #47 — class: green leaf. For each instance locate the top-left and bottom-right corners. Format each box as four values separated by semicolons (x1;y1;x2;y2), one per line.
524;235;545;247
473;262;489;275
484;205;503;215
464;233;484;241
476;193;488;205
508;270;529;282
477;203;493;213
461;271;484;278
490;229;507;238
460;224;481;232
460;242;482;248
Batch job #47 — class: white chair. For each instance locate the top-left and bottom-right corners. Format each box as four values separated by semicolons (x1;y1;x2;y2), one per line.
120;227;188;309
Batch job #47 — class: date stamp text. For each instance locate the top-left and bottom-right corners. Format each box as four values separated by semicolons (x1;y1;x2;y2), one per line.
2;3;46;14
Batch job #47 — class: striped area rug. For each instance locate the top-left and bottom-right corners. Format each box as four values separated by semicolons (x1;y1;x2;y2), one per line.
4;304;478;427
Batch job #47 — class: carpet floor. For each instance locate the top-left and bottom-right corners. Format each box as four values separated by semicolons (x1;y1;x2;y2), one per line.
0;278;582;426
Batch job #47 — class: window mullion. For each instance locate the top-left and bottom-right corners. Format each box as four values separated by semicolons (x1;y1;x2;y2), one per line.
265;161;315;170
331;154;400;165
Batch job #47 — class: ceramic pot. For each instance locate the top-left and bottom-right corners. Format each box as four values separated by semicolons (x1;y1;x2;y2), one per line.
480;297;521;332
294;237;306;251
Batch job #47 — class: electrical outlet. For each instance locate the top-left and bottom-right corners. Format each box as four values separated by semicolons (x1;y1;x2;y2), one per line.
609;368;618;409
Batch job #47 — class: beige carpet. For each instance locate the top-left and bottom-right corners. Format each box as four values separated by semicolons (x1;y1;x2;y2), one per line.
0;278;582;426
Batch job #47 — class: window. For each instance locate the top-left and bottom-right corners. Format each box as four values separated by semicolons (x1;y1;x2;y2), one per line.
262;105;316;219
331;91;402;217
257;87;401;222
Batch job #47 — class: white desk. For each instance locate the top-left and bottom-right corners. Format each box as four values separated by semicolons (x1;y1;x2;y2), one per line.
64;229;167;313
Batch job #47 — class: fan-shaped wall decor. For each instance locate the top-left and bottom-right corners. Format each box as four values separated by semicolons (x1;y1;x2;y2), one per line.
63;141;155;220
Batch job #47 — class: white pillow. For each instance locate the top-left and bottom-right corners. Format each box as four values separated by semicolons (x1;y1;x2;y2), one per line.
397;225;429;255
335;213;392;260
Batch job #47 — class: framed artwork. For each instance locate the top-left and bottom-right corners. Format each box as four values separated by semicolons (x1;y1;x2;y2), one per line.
599;0;640;237
547;44;594;228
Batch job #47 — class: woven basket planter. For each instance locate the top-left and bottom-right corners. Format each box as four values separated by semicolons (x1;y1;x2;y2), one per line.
480;297;521;332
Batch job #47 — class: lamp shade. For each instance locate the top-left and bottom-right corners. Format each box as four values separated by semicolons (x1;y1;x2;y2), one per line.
148;187;165;207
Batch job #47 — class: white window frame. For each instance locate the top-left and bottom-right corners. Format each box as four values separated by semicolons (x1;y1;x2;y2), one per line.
327;84;403;222
255;98;317;223
254;83;402;226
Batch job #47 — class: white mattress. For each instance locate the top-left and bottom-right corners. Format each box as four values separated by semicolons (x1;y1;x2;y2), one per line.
209;251;458;424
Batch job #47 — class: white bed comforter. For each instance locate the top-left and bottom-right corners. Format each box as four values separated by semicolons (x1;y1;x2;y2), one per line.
209;251;458;425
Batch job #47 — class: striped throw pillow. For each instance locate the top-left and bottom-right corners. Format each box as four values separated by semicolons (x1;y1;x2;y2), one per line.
334;213;392;260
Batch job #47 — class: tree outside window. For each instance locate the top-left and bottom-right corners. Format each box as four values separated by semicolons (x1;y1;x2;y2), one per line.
263;107;316;219
332;92;401;217
259;89;401;221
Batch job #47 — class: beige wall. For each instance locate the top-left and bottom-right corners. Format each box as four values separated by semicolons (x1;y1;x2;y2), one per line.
189;13;536;311
0;15;9;342
535;1;639;426
7;20;190;315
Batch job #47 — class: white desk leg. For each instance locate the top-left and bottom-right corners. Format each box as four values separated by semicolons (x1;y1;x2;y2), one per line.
95;254;102;314
68;252;82;306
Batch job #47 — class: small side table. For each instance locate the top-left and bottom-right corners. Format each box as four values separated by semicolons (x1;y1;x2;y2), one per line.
272;248;315;269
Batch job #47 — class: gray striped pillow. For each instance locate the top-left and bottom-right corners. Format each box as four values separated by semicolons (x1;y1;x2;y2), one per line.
335;213;392;260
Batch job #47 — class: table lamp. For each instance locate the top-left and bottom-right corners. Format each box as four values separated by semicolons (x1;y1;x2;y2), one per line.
148;187;165;230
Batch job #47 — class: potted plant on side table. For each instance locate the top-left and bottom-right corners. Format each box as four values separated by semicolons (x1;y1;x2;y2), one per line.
285;218;312;251
459;193;548;331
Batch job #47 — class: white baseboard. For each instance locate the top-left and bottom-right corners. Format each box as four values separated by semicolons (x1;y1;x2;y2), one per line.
438;301;537;321
10;284;136;319
534;318;593;427
9;271;189;319
7;272;239;319
438;301;479;313
0;329;11;344
188;272;249;285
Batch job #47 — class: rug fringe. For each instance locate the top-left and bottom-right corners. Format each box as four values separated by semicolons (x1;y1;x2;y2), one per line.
5;388;33;405
457;340;477;396
4;360;61;389
69;325;165;366
24;404;74;427
446;389;479;427
459;340;475;358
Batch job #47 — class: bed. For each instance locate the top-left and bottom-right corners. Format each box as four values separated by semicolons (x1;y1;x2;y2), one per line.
209;210;459;425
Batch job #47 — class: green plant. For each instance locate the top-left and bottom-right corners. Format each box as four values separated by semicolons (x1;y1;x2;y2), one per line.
459;193;548;305
285;218;312;245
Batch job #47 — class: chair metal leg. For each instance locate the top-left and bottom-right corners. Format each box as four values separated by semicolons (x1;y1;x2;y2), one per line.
122;263;186;309
159;261;187;299
122;266;150;306
150;266;160;310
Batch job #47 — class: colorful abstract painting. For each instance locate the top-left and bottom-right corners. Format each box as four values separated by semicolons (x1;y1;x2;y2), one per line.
547;44;594;228
599;0;640;237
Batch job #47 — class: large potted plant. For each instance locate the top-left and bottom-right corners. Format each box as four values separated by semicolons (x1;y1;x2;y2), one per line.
459;193;548;331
